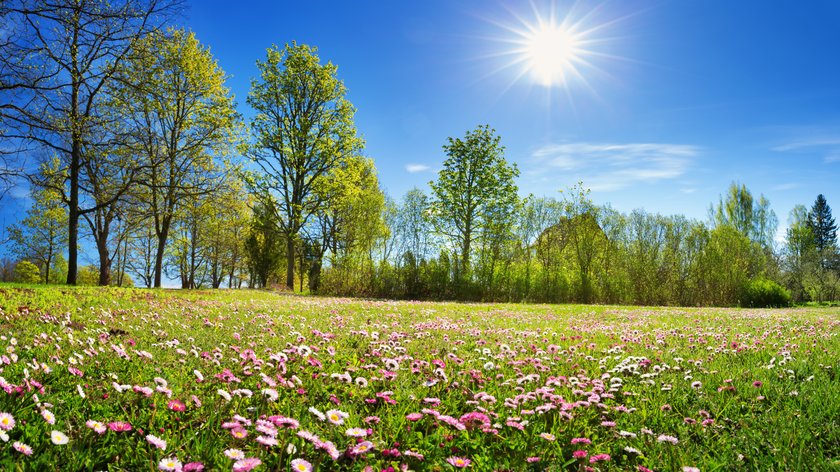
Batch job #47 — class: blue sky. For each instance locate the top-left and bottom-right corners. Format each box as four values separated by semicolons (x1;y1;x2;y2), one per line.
4;0;840;252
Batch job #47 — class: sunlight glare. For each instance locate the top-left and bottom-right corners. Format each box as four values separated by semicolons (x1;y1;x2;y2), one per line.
525;22;581;86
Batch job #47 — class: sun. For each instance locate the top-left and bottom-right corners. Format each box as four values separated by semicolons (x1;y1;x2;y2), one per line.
522;20;583;86
481;2;621;91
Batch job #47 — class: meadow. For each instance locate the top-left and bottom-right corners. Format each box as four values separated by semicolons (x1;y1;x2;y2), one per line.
0;286;837;471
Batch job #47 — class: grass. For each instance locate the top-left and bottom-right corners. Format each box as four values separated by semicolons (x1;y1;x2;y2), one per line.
0;284;837;471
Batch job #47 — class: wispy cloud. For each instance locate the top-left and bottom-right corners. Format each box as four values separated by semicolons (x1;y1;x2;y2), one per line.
771;133;840;163
529;142;700;191
772;182;799;191
405;164;431;173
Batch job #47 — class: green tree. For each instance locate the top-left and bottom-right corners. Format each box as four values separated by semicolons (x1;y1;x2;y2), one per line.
429;125;519;280
710;182;777;248
808;194;837;268
0;0;178;284
247;42;362;291
7;166;67;284
13;260;40;284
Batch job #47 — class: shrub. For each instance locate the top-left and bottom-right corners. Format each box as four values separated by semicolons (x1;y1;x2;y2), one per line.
740;278;792;308
13;260;41;284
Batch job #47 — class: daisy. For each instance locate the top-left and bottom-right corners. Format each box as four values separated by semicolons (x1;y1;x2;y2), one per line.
50;430;69;445
291;458;313;472
183;463;204;472
0;412;15;431
167;400;186;412
86;420;107;434
346;427;368;437
230;427;248;439
224;449;245;460
326;409;347;425
539;432;556;441
446;456;472;468
146;434;167;450
108;421;132;432
13;441;33;456
351;440;375;455
232;457;261;472
158;457;182;471
41;409;56;424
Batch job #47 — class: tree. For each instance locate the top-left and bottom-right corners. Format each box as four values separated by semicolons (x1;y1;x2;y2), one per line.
710;182;777;248
808;194;837;256
429;125;519;279
6;164;67;284
247;42;362;290
113;29;239;287
0;0;179;284
14;260;41;284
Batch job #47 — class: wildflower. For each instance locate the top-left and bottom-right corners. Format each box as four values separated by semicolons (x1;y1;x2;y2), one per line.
230;427;248;439
355;377;369;388
50;430;69;445
77;384;86;398
86;420;107;434
526;457;541;463
261;388;279;401
217;389;232;402
446;456;472;468
539;432;556;441
308;407;326;421
233;458;262;472
619;430;637;438
753;381;763;388
346;427;368;437
691;381;702;389
657;434;679;444
257;435;279;446
0;412;15;431
601;421;616;428
13;441;33;456
573;450;588;459
590;454;611;463
571;437;592;445
351;440;375;455
41;409;56;424
406;412;423;421
624;446;641;454
224;449;245;460
158;457;182;471
167;400;186;412
146;434;167;450
326;409;348;425
183;463;204;472
682;468;701;472
291;458;313;472
108;421;132;432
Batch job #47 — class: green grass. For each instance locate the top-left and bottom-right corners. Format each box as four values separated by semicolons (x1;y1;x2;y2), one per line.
0;284;837;471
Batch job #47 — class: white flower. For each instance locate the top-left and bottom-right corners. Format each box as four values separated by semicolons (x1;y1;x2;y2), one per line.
50;430;69;445
217;389;232;402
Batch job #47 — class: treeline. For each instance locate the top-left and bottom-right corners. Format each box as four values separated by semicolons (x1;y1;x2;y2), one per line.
1;1;838;306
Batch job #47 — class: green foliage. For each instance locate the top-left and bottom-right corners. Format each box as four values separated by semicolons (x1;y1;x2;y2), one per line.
740;278;793;308
711;182;777;248
76;265;101;286
429;125;519;275
13;261;41;284
808;194;837;254
247;42;363;290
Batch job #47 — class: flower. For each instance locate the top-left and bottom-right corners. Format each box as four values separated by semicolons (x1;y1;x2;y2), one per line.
108;421;132;432
351;440;375;455
158;457;182;471
446;456;472;468
13;441;33;456
657;434;680;444
167;400;186;412
539;432;556;441
183;463;204;472
0;412;15;431
346;427;368;437
406;412;423;421
225;448;246;460
571;437;592;445
261;388;279;401
50;430;69;445
590;454;611;463
146;434;167;450
573;450;588;459
256;435;278;447
232;457;262;472
86;420;107;434
291;458;313;472
41;409;56;424
326;409;348;425
230;427;248;439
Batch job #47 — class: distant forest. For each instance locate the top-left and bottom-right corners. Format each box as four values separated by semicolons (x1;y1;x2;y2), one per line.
1;1;838;307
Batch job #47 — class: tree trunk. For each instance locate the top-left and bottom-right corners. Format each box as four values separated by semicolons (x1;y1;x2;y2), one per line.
97;240;111;286
286;235;294;290
67;142;80;285
153;217;172;288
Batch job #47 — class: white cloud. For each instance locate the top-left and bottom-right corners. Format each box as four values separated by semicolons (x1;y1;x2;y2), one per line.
772;182;798;191
530;142;700;191
405;164;430;173
770;134;840;163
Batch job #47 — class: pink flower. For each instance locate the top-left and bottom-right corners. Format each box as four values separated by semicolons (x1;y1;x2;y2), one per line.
86;420;107;434
232;458;261;472
351;441;375;455
446;456;471;468
526;457;541;463
406;413;423;421
753;380;763;388
183;463;204;472
230;427;248;439
13;441;33;456
573;450;588;459
108;421;132;432
291;458;313;472
590;454;611;463
0;412;15;431
167;400;186;412
571;437;592;445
